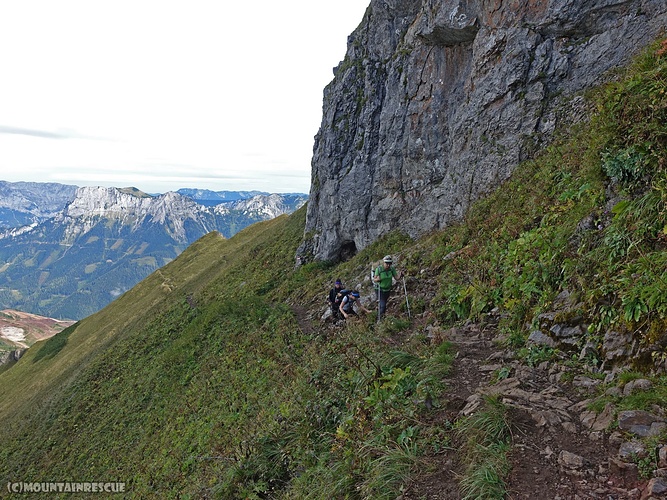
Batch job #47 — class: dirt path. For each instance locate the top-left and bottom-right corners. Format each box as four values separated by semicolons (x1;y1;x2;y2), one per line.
291;296;656;498
402;321;498;499
292;304;317;336
404;321;650;499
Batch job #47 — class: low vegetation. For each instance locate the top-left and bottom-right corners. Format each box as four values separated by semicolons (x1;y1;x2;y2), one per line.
457;396;512;500
427;38;667;362
0;38;666;498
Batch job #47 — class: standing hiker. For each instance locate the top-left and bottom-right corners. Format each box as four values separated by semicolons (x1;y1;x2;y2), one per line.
373;255;402;319
339;291;370;320
327;279;345;319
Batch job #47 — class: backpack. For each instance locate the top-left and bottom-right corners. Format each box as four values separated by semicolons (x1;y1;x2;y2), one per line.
335;289;352;303
371;262;381;290
339;292;360;312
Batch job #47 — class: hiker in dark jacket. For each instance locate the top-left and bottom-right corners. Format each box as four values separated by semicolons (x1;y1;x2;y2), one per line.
327;279;345;319
339;291;370;320
373;255;402;319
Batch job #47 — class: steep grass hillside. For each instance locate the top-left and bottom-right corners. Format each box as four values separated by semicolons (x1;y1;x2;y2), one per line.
0;39;666;498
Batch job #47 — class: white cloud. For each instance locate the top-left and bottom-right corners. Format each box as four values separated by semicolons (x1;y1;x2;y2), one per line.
0;0;369;193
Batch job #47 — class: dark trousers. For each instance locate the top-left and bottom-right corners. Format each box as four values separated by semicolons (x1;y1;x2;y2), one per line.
378;289;391;317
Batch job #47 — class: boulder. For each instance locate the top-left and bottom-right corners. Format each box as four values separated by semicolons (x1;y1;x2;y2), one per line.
617;410;666;438
580;402;615;432
527;330;557;348
623;379;653;396
559;450;586;469
618;440;647;461
603;330;634;362
642;477;667;500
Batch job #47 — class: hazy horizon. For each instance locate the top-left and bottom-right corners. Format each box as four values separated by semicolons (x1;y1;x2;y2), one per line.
0;2;370;194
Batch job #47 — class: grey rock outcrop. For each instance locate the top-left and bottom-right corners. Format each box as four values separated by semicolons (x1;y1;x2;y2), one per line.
618;410;666;438
0;349;25;367
299;0;667;262
644;478;667;499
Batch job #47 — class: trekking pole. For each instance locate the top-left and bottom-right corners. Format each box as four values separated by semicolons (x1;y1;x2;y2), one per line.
372;264;381;323
402;276;411;319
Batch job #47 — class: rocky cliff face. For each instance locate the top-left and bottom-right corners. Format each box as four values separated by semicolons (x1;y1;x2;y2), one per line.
299;0;667;262
0;181;78;229
59;187;208;243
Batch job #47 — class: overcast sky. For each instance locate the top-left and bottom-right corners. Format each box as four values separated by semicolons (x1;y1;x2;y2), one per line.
0;1;370;194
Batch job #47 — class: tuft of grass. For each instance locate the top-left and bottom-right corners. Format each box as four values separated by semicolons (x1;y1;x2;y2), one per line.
618;371;646;384
377;317;412;336
517;344;561;367
358;443;420;499
459;442;512;500
457;396;512;499
617;381;667;412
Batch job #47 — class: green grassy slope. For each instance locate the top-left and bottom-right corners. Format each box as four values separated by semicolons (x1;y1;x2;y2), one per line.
0;39;666;499
0;207;452;498
0;214;307;492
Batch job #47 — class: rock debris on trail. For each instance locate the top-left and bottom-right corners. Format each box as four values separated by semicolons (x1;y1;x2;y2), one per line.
295;286;666;498
405;320;667;499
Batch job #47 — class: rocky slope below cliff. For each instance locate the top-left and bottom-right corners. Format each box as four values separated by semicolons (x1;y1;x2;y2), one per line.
299;0;667;262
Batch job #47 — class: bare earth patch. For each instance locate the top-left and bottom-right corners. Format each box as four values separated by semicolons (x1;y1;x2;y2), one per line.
0;309;75;349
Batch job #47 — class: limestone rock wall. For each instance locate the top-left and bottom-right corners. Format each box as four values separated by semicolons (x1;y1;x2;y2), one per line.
299;0;667;262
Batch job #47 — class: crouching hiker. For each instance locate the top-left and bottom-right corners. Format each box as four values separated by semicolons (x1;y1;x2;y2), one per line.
339;290;370;320
373;255;402;320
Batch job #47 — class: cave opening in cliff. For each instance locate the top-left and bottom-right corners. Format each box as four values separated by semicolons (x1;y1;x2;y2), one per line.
338;241;357;262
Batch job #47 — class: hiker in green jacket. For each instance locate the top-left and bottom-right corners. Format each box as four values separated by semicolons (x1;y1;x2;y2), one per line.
373;255;402;319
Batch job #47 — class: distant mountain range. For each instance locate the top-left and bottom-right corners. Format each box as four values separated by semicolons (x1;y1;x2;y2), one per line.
174;188;273;205
0;181;78;229
0;181;307;320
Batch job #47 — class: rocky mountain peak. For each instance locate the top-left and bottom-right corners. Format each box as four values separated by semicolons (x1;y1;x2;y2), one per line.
0;183;306;320
64;186;156;218
231;193;303;219
0;181;77;218
59;187;207;242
